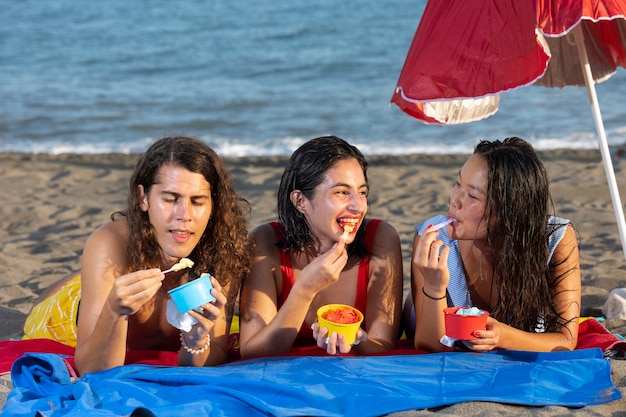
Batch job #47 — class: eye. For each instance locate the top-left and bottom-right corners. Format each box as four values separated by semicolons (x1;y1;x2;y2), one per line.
191;196;210;206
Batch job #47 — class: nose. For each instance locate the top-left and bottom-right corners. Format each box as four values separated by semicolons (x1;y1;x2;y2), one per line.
175;199;192;221
449;187;461;209
348;192;367;214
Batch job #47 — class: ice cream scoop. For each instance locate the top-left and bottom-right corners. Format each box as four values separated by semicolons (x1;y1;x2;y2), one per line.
162;257;194;274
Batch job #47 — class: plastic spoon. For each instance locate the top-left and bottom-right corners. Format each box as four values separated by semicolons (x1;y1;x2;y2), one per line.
431;217;456;231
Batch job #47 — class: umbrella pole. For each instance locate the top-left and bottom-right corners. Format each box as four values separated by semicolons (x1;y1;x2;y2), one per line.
573;24;626;262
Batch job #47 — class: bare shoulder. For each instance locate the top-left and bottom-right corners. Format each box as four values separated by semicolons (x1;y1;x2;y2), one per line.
368;220;401;257
560;223;578;246
369;219;401;243
82;218;130;275
250;223;280;256
552;223;579;258
85;218;129;247
551;223;580;280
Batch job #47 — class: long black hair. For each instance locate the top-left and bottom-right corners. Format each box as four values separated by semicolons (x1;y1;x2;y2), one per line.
277;135;370;257
475;137;576;332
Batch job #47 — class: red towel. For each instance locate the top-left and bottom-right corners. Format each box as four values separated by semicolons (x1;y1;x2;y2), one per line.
0;339;179;376
1;318;623;375
576;318;626;351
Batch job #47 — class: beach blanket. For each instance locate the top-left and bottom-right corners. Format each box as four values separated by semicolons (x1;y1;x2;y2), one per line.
2;348;621;416
2;317;623;376
1;318;624;416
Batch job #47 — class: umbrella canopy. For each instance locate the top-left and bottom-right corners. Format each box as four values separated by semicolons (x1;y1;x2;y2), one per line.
391;0;626;260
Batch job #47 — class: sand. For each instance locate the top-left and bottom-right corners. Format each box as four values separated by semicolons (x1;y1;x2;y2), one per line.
1;149;625;415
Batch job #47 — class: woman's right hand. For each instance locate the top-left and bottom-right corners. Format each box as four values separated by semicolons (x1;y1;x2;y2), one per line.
106;268;165;316
296;240;348;294
412;227;450;293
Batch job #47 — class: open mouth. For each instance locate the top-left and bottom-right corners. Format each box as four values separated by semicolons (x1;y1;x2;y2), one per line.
338;218;359;239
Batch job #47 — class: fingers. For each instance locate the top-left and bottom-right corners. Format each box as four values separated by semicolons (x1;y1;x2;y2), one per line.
464;330;497;352
111;269;165;315
413;230;450;291
209;276;227;308
188;303;219;321
327;240;348;265
354;328;368;345
298;241;349;293
313;323;358;355
327;241;349;277
187;280;226;323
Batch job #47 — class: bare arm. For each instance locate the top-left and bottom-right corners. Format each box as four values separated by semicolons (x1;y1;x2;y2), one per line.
468;225;581;351
238;224;348;358
411;229;452;352
74;219;165;374
354;221;403;353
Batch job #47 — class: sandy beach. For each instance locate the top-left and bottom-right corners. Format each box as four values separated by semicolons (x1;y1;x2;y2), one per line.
1;149;625;416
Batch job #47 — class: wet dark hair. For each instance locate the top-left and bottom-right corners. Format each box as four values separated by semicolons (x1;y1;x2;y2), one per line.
277;135;370;257
114;136;251;324
475;137;577;332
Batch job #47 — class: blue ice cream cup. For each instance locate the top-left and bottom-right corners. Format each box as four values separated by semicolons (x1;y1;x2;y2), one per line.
168;273;215;313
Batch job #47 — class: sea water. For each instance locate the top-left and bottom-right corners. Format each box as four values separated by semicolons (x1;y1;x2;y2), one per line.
2;0;625;156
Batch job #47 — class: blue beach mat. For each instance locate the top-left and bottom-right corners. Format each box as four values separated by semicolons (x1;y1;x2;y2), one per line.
3;348;620;417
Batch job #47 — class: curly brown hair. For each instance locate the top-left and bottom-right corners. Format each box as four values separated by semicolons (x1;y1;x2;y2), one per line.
114;136;252;324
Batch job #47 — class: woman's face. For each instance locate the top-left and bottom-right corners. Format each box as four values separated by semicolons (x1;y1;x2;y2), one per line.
447;154;488;241
298;158;368;250
138;164;213;265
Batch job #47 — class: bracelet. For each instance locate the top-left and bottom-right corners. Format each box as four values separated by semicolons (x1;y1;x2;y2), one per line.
179;332;211;354
422;286;447;301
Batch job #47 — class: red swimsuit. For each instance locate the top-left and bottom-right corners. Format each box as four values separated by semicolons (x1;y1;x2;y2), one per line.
269;219;382;346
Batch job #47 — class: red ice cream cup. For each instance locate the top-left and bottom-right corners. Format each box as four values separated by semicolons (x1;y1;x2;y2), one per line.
443;307;489;340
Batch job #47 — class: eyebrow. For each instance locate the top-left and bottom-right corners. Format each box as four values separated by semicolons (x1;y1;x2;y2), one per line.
331;182;369;190
160;190;210;199
457;170;485;195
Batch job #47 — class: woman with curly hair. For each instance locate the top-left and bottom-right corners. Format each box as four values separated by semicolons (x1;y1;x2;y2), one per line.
404;137;581;352
69;136;251;373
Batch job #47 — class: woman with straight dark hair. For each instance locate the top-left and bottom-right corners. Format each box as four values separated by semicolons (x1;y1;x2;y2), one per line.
405;137;581;352
239;136;403;357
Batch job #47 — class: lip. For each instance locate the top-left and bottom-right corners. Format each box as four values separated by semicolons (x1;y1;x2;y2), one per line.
337;217;360;232
170;229;193;243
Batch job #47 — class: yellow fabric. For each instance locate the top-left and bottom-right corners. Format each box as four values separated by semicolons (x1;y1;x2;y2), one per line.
23;273;81;347
22;273;241;349
230;314;239;334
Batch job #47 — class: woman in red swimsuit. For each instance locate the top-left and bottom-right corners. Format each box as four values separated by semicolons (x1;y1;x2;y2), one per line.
239;136;403;357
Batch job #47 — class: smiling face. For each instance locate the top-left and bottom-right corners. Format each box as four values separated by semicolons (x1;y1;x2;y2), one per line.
294;158;368;251
138;164;212;266
447;154;488;241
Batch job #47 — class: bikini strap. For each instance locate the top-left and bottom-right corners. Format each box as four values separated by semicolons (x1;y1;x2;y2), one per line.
268;222;294;306
355;219;382;312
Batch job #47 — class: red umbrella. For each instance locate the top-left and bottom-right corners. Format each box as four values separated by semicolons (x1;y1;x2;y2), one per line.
391;0;626;260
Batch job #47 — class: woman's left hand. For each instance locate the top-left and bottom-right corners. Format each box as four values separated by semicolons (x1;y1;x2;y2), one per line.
462;316;501;351
311;321;368;355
